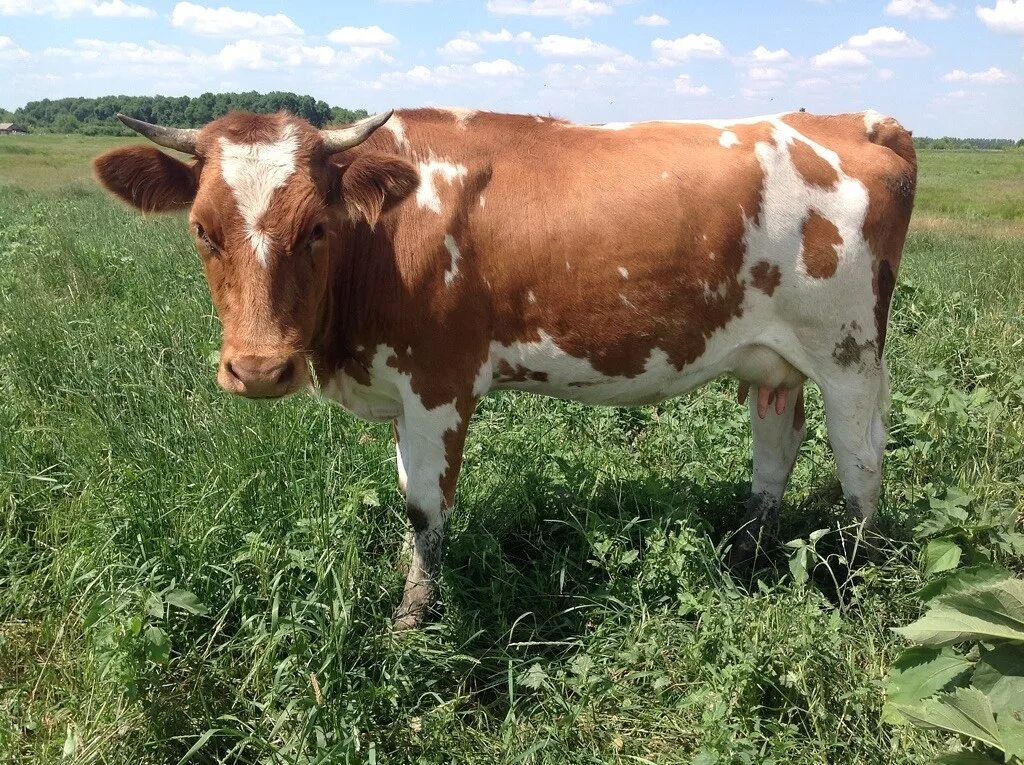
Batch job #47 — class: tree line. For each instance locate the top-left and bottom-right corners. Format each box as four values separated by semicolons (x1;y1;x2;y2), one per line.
913;136;1024;151
0;92;370;135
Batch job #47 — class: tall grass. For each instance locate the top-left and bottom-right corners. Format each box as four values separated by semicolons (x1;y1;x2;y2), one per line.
0;143;1022;763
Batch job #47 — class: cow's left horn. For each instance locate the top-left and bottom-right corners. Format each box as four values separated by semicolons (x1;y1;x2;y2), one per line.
117;113;199;155
320;110;394;154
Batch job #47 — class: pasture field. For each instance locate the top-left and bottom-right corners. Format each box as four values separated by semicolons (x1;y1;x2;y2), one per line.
1;134;1023;764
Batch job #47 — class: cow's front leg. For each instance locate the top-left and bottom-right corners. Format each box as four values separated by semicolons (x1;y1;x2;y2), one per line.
391;398;473;631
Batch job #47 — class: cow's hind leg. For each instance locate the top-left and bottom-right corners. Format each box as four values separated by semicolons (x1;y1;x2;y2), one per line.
728;384;807;568
392;399;473;631
820;361;889;561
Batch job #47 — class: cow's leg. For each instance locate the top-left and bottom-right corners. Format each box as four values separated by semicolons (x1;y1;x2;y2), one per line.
820;362;889;558
392;399;473;631
394;420;415;573
728;385;806;568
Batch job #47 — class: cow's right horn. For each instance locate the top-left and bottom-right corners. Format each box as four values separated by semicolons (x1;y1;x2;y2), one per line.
117;113;199;155
320;110;394;154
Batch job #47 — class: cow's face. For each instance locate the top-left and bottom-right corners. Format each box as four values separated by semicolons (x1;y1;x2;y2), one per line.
93;111;417;399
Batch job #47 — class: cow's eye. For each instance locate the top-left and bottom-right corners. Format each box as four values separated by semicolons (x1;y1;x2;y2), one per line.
194;223;218;255
309;224;326;244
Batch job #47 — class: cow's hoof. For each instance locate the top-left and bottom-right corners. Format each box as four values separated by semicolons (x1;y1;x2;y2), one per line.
391;610;422;632
726;536;773;572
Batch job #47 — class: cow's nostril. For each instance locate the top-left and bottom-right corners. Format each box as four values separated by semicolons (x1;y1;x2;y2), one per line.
276;360;295;385
226;360;240;381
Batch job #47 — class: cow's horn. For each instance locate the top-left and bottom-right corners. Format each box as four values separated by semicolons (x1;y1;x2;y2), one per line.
320;110;394;154
117;113;199;155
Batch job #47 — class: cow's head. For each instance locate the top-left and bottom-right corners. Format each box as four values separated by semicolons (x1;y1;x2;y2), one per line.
93;111;418;398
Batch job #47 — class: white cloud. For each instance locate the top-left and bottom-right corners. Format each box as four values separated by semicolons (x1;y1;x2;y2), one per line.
749;45;791;62
44;38;200;65
217;39;390;70
634;13;668;26
471;58;524;75
452;29;537;44
812;45;871;67
674;73;710;95
796;77;831;89
486;0;612;22
376;59;524;88
976;0;1024;33
327;25;399;47
439;38;482;56
878;67;895;80
885;0;955;19
651;33;725;63
942;65;1012;81
535;34;620;57
749;66;784;81
846;26;930;56
170;2;301;37
93;0;153;16
0;0;153;16
0;35;30;61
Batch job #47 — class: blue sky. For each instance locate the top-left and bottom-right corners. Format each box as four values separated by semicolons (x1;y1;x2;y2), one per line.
2;0;1023;137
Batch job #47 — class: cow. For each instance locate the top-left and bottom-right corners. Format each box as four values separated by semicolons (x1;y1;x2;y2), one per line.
93;107;916;629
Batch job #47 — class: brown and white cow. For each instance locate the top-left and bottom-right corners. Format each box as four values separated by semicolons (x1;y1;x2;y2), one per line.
93;107;916;629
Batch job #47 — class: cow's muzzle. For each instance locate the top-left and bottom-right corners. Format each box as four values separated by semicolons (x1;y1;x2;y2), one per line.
218;353;303;399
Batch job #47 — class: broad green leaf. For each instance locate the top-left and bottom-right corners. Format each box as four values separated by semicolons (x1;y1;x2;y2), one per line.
894;687;1001;751
164;589;209;616
973;644;1024;714
997;712;1024;762
789;546;810;586
82;595;110;629
896;579;1024;646
145;592;164;619
885;646;973;723
145;625;170;664
518;663;549;690
932;753;1001;765
924;539;962;577
918;567;1014;603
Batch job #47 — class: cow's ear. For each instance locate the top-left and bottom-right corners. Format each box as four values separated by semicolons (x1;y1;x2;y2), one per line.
337;151;419;228
93;146;197;213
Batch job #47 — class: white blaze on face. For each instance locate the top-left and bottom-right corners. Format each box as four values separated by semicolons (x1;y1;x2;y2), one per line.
218;124;299;268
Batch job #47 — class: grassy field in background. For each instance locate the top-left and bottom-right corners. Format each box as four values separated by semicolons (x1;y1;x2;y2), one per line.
1;135;1022;763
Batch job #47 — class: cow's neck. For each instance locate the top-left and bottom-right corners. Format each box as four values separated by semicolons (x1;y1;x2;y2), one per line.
315;212;404;376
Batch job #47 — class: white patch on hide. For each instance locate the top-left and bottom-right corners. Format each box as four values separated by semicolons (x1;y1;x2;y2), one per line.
416;157;468;214
719;130;740;148
384;114;409;151
443;233;461;286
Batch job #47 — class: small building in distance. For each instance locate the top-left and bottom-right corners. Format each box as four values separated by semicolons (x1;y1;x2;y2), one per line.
0;122;29;135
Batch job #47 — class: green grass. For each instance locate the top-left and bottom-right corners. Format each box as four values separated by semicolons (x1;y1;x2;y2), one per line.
1;142;1022;764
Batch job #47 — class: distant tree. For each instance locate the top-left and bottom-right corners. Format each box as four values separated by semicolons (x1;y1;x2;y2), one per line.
53;113;81;133
329;107;371;125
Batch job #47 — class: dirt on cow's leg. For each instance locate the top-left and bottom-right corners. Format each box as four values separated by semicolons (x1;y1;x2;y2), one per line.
728;385;806;570
393;507;446;631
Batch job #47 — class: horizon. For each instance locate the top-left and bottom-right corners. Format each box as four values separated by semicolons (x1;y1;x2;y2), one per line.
1;0;1023;139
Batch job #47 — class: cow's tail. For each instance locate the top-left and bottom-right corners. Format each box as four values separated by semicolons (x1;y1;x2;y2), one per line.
866;111;918;176
864;112;917;355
